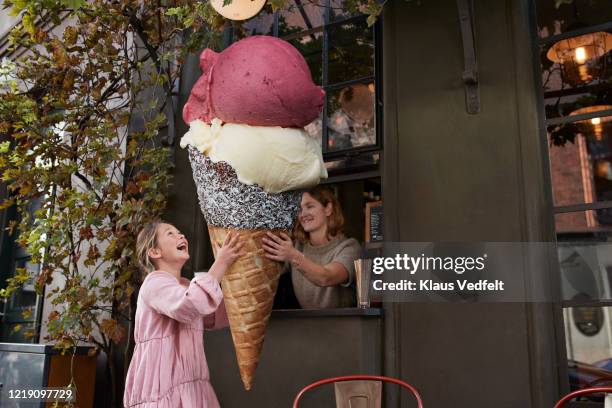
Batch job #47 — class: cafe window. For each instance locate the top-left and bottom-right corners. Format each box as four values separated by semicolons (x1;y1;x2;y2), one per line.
535;0;612;402
0;194;43;343
237;0;380;167
234;1;382;309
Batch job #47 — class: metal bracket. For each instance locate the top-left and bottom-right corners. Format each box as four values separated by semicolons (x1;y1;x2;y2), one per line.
457;0;480;114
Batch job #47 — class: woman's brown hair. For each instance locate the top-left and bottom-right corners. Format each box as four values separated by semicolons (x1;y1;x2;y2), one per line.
294;185;345;244
135;220;163;277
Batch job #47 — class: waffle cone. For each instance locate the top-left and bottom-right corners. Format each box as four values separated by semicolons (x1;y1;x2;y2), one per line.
207;225;283;391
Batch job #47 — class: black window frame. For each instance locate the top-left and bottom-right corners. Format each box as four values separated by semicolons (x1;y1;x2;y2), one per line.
533;4;612;406
232;0;383;181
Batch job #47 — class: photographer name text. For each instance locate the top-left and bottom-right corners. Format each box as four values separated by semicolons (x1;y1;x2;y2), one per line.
370;254;505;293
373;279;505;292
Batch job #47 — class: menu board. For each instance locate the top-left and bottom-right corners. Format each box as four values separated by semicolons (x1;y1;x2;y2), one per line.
365;201;383;243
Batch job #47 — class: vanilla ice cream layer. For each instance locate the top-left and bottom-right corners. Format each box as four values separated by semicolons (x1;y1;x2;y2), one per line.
180;118;328;194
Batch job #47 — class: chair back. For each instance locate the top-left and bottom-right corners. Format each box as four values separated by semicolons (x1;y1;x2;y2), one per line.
292;375;423;408
554;387;612;408
334;380;381;408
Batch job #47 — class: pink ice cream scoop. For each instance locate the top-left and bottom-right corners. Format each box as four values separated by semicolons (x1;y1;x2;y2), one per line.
183;36;324;128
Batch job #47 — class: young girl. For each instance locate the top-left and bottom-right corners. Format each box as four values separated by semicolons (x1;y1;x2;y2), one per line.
262;186;361;309
123;221;244;407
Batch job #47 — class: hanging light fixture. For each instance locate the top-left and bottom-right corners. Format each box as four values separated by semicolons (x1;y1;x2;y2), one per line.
546;32;612;85
569;105;612;141
210;0;266;20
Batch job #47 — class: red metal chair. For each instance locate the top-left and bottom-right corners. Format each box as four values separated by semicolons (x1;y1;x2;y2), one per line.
292;375;424;408
554;387;612;408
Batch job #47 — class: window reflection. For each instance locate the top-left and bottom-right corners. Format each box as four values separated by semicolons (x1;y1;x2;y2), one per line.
304;114;322;146
288;32;323;85
541;40;612;97
556;242;612;301
546;32;612;86
329;0;359;21
564;305;612;399
549;115;612;207
247;7;378;155
540;32;612;122
327;83;375;151
325;152;379;174
279;0;325;36
328;20;374;84
544;91;612;121
242;8;275;36
555;211;600;234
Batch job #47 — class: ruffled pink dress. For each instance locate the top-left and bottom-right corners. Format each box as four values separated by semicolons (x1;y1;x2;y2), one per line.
123;271;229;407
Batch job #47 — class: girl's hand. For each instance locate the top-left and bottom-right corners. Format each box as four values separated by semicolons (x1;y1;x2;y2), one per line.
262;232;298;262
214;231;246;268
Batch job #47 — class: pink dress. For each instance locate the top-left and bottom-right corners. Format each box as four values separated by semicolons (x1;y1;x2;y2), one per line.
123;271;229;407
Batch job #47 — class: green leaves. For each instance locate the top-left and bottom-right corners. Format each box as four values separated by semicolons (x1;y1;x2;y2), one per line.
362;0;383;26
7;0;29;17
0;1;178;377
60;0;84;10
21;13;36;38
268;0;287;12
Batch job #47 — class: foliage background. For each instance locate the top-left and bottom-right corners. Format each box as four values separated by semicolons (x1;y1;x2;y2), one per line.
0;0;383;405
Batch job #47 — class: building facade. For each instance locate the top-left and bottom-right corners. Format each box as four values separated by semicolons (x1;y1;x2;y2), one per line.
2;0;612;407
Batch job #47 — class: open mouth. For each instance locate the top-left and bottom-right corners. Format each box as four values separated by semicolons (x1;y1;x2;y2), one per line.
177;242;188;252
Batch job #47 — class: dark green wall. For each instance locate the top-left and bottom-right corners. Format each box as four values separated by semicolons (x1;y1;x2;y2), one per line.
207;313;382;407
164;51;215;277
381;0;561;406
167;0;564;405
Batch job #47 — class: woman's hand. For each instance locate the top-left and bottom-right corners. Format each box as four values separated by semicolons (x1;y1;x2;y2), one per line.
262;232;298;262
214;231;246;268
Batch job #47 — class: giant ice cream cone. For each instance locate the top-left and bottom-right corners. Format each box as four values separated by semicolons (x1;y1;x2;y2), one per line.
208;226;282;390
181;35;326;390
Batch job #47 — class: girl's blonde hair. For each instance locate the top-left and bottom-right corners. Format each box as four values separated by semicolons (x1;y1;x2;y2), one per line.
136;220;163;276
294;185;345;244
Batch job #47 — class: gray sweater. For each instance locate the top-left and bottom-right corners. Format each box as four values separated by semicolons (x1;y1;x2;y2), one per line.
290;234;361;309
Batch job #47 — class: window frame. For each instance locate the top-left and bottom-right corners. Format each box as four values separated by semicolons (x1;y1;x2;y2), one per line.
534;5;612;406
0;191;44;343
234;1;383;176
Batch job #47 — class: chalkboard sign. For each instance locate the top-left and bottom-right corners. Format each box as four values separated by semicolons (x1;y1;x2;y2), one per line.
365;201;383;242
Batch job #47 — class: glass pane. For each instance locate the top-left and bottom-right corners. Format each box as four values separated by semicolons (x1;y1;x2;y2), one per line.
556;239;612;301
537;0;612;40
8;288;37;311
288;32;323;85
0;322;37;343
544;91;612;122
555;211;604;234
278;0;325;36
304;114;323;146
242;9;275;36
6;258;38;311
327;82;376;151
329;0;360;21
549;116;612;207
564;306;612;399
325;151;379;174
328;18;374;84
540;40;612;118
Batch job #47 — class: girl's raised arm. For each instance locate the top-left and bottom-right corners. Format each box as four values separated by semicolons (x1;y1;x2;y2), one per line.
141;271;223;324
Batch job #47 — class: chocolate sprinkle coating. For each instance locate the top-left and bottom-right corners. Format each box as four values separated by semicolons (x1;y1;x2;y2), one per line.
187;146;301;230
